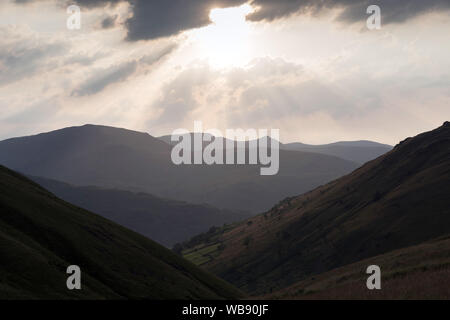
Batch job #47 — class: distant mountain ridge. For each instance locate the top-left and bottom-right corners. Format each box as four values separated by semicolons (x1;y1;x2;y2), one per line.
0;124;359;213
177;122;450;295
31;175;251;247
281;140;392;164
159;134;392;164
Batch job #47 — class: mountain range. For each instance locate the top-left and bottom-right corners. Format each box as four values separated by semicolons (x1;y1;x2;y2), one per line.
0;124;361;213
177;122;450;296
2;122;442;299
159;134;392;164
281;140;392;164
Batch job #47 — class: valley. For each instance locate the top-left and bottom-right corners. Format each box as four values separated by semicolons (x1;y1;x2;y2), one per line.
0;164;243;299
0;122;448;300
177;122;450;297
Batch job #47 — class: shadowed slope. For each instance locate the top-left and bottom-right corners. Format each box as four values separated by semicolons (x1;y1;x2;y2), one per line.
0;165;243;299
267;235;450;300
31;176;250;247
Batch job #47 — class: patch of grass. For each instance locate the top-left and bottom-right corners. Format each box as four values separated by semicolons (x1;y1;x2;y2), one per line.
183;243;222;266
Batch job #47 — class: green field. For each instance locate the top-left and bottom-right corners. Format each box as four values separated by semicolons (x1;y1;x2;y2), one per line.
183;243;222;266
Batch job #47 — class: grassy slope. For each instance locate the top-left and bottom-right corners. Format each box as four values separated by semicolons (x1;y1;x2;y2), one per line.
0;165;243;300
178;122;450;295
266;235;450;299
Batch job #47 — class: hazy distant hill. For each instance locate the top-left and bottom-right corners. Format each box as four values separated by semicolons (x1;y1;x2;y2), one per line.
177;122;450;295
0;165;243;299
31;176;250;247
158;133;392;164
159;134;392;165
281;140;392;164
0;124;358;213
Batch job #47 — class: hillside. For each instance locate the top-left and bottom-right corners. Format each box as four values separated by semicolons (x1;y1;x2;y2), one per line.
267;235;450;299
0;164;243;299
177;122;450;295
31;176;250;247
0;124;358;213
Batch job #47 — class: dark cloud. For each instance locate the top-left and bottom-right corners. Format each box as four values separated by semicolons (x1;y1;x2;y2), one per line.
16;0;450;41
71;43;177;96
71;60;138;96
66;0;246;40
101;14;119;29
247;0;450;24
333;0;450;25
124;0;245;41
72;0;123;8
92;0;450;40
248;0;324;21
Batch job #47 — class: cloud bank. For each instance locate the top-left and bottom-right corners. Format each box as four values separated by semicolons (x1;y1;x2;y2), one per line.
16;0;450;41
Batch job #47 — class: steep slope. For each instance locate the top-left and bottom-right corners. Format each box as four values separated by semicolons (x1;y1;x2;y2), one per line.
178;122;450;295
0;124;358;213
0;165;243;299
267;235;450;300
282;140;392;164
31;176;250;247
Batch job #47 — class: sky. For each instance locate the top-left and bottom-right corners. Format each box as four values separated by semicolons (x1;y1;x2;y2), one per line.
0;0;449;145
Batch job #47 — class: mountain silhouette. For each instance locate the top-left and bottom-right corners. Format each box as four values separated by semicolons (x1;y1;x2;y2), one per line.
160;134;391;164
0;124;359;213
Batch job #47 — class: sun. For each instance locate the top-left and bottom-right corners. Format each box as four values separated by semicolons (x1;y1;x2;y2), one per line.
193;4;255;68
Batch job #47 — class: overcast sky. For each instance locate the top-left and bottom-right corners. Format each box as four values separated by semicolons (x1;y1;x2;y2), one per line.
0;0;449;144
